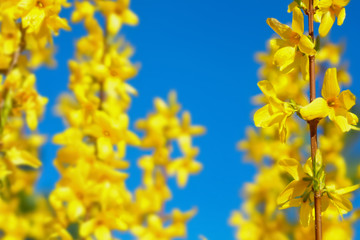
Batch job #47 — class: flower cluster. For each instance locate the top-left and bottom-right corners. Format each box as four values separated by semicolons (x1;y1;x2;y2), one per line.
46;1;205;239
231;0;359;239
0;1;205;239
0;0;69;239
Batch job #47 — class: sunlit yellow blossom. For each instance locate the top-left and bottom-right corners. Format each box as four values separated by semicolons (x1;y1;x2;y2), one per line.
323;184;360;217
229;211;289;240
98;0;139;35
6;147;42;168
71;1;95;23
300;68;359;131
277;157;313;209
316;0;350;37
233;1;359;239
167;111;206;152
0;14;21;55
85;111;140;159
254;80;297;141
167;147;202;188
21;0;71;34
267;7;316;72
317;42;343;65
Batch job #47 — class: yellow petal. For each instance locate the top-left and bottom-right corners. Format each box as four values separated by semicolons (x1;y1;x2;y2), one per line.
94;225;111;240
319;11;335;37
148;214;162;229
67;200;85;222
189;161;202;173
337;7;346;25
300;54;310;81
335;184;360;195
304;157;314;177
288;2;298;13
273;47;296;70
268;96;285;113
266;18;293;40
22;7;45;32
108;13;122;35
46;16;71;35
322;68;340;99
321;195;330;212
277;180;308;205
254;105;271;127
123;9;139;25
178;169;189;187
117;141;126;158
154;98;168;113
257;80;277;99
279;198;302;209
53;128;83;145
278;158;301;180
331;193;352;213
26;110;38;131
125;130;141;146
7;148;42;168
347;112;359;127
298;35;316;55
80;220;96;237
292;7;304;35
190;126;206;135
178;135;191;153
338;89;356;110
333;0;350;7
97;137;113;159
300;201;312;227
318;0;333;8
331;108;351;132
314;11;323;22
278;116;288;143
300;98;330;120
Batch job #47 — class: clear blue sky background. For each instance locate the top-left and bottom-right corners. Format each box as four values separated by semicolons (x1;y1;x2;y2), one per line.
34;0;360;239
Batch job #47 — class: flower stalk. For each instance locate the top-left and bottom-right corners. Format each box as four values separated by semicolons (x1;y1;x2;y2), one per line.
307;0;322;239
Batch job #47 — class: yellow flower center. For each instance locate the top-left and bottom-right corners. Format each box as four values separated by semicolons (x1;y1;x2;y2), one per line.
327;98;337;108
330;4;341;15
36;1;44;8
290;33;301;45
115;7;124;15
110;70;118;77
103;130;110;137
6;33;14;39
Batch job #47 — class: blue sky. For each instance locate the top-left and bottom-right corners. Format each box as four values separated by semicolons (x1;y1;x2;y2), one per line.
35;0;360;239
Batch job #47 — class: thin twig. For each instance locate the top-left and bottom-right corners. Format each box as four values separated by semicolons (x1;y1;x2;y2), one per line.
308;0;322;239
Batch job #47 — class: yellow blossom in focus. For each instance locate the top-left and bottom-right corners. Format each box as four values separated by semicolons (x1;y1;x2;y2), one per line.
277;157;315;226
254;80;297;142
267;7;316;72
300;68;359;132
21;0;71;34
316;0;350;37
322;184;360;217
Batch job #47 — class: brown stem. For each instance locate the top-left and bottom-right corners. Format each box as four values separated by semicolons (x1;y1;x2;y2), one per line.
308;0;322;239
0;23;26;134
7;23;26;75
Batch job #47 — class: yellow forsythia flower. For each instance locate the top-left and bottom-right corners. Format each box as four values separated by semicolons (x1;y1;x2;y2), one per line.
267;7;316;72
254;80;296;142
300;68;359;131
316;0;350;37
